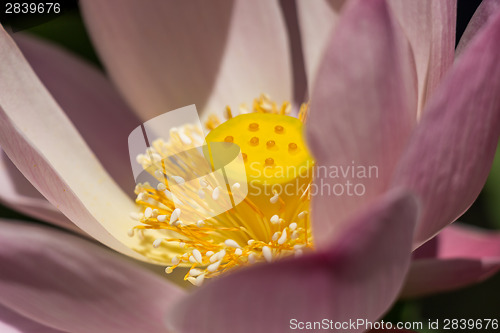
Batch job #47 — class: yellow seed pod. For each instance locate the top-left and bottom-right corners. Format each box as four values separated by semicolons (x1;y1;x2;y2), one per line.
205;113;314;222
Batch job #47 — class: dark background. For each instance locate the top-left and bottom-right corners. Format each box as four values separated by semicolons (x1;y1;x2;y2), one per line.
1;1;498;332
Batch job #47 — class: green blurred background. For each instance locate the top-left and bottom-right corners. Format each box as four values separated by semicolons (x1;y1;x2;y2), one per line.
1;1;498;332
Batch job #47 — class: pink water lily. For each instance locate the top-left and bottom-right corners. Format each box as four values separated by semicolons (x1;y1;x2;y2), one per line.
1;0;500;332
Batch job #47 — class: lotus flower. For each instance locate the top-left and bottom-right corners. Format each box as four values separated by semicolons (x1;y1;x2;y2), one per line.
1;0;500;332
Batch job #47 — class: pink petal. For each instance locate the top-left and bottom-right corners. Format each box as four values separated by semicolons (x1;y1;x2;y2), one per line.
0;303;65;333
0;220;185;333
80;0;292;120
296;0;346;92
456;0;500;56
166;190;419;333
388;0;456;116
298;0;455;115
402;224;500;298
306;0;417;248
0;33;142;233
0;149;78;232
391;9;500;247
0;26;147;260
13;34;140;195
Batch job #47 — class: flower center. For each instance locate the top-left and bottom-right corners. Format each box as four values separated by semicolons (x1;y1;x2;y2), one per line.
130;95;314;286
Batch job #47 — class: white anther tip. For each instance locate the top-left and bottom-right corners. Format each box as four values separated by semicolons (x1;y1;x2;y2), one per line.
207;260;221;273
209;253;219;263
262;246;272;263
170;208;181;224
151;153;162;162
153;239;163;248
278;229;288;245
144;207;153;218
212;186;221;200
225;239;240;248
137;192;148;201
248;253;256;264
163;189;173;200
189;268;203;277
172;176;185;185
188;274;205;286
195;274;205;286
193;249;203;264
270;215;280;224
180;132;192;145
217;249;227;261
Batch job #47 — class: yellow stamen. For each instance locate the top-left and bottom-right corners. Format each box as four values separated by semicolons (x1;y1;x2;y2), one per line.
131;94;313;286
224;106;233;119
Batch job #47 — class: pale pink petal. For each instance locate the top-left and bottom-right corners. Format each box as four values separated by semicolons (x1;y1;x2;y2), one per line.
0;303;65;333
388;0;456;116
306;0;417;248
0;149;78;232
0;25;148;260
456;0;500;56
0;33;141;233
13;34;140;195
0;220;185;333
391;10;500;247
402;224;500;298
166;190;419;333
296;0;346;92
80;0;292;120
